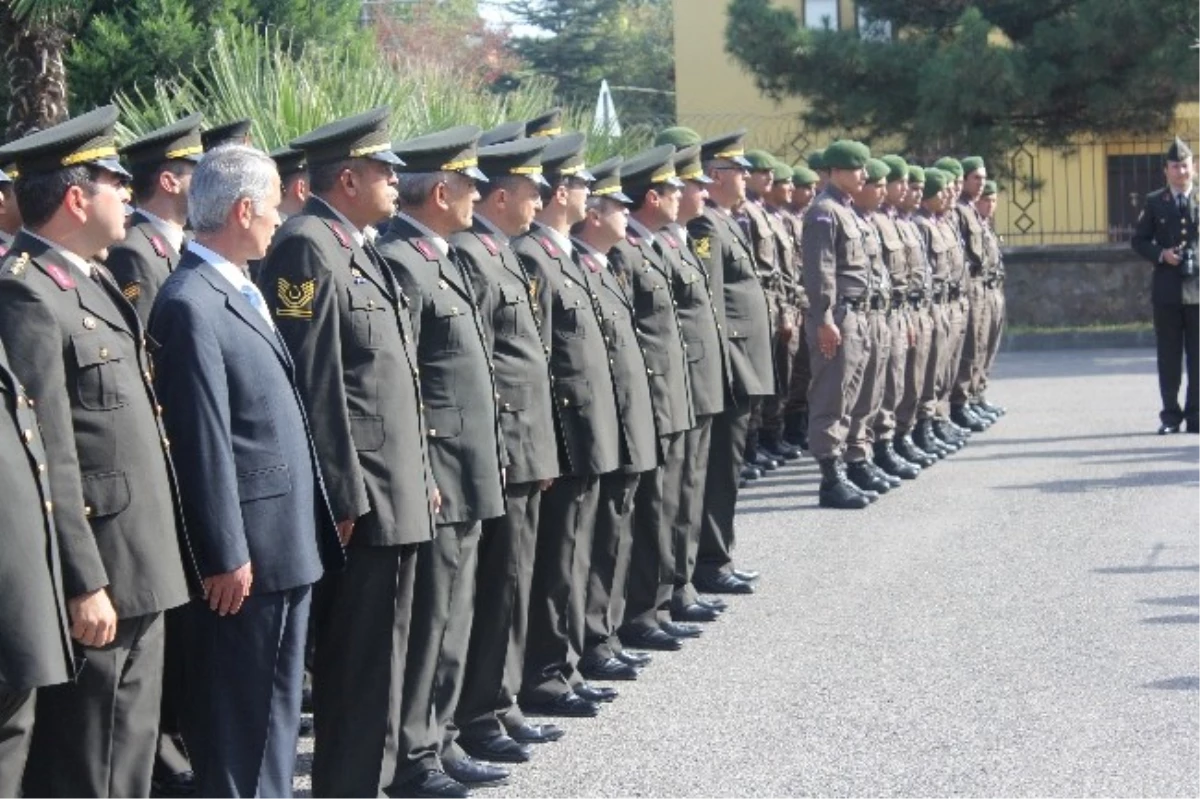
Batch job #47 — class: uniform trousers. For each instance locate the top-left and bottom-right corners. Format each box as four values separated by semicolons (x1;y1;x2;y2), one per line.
396;522;481;782
1152;303;1200;427
875;307;912;443
785;309;813;416
584;472;643;662
938;297;968;416
762;322;801;437
152;608;191;783
895;307;932;435
951;277;991;404
672;416;714;610
520;475;601;704
919;303;948;420
312;542;418;797
24;611;164;798
805;305;870;460
0;688;35;797
455;482;542;745
978;285;1006;397
846;309;891;462
624;431;687;632
695;398;752;581
186;587;310;798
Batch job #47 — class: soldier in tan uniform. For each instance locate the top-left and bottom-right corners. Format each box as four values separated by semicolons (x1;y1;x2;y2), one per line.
781;166;819;450
931;158;973;448
800;140;878;510
975;180;1007;418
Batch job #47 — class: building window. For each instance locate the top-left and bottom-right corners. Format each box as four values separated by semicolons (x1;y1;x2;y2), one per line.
803;0;839;30
857;7;893;40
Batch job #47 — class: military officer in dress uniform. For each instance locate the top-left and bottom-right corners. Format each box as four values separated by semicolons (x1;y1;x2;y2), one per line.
0;165;19;251
1132;137;1199;434
800;140;879;510
608;145;707;654
0;105;197;799
570;158;663;670
104;113;203;323
479;120;528;148
270;146;308;221
380;126;509;797
687;129;772;590
514;133;626;719
654;142;731;618
449;136;565;765
526;107;564;139
0;337;74;797
200;118;253;151
256;107;437;799
781;165;819;450
974;179;1007;419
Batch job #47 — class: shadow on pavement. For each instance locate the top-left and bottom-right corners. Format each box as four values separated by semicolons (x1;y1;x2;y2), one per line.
1140;614;1200;625
998;469;1199;493
954;445;1198;463
1142;676;1200;690
1138;594;1200;607
1093;564;1200;575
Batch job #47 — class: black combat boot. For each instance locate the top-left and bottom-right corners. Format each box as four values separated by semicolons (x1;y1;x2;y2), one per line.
931;419;964;450
951;403;987;432
818;458;871;509
969;401;999;424
761;430;801;461
745;429;779;471
913;419;950;457
845;458;891;495
978;396;1006;416
783;412;808;450
874;440;920;480
895;433;935;467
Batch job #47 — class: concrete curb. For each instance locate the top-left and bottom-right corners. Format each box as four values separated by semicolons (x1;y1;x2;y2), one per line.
1001;328;1155;351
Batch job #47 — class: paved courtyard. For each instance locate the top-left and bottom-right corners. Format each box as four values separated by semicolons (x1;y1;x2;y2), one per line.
296;348;1200;797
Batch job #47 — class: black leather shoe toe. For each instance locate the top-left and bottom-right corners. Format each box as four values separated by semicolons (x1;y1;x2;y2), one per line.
695;595;728;611
615;649;652;667
1159;422;1182;435
671;602;719;622
731;568;759;582
520;692;599;718
618;625;683;651
459;734;532;764
507;722;565;744
579;655;639;681
573;682;618;703
693;572;754;595
660;620;702;638
396;769;470;798
444;756;509;787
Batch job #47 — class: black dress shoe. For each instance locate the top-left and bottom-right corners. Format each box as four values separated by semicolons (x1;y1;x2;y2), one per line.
615;649;652;667
301;684;313;714
695;595;728;611
694;571;754;594
740;464;761;481
444;756;509;787
459;733;532;764
618;624;683;650
507;722;565;744
579;655;639;681
521;692;599;717
300;715;313;736
660;620;702;638
731;568;760;582
573;682;618;703
152;771;197;798
1158;422;1181;435
394;769;469;799
671;602;719;622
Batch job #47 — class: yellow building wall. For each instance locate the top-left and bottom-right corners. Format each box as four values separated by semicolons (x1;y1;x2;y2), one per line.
673;0;1200;246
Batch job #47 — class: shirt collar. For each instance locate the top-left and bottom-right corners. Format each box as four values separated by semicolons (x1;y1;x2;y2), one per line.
536;222;574;256
474;213;509;243
664;221;689;242
187;240;251;288
312;196;365;247
394;211;449;257
572;237;609;268
23;229;96;277
137;207;186;254
626;216;657;246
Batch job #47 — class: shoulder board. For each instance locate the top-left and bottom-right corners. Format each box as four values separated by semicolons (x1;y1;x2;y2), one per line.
581;253;600;273
626;232;641;246
661;231;679;249
413;239;439;262
0;244;7;259
537;236;558;257
325;220;351;249
478;233;498;256
45;262;76;290
148;235;167;259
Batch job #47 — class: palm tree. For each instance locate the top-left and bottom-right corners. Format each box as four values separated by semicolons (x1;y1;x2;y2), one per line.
0;0;88;140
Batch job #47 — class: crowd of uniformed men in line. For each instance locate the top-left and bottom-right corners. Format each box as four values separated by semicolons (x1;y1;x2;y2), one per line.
0;102;1007;798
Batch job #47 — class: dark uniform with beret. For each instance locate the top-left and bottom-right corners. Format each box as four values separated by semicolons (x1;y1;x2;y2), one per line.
257;107;436;797
105;113;204;323
448;137;562;760
379;126;508;789
0;106;198;798
0;337;73;798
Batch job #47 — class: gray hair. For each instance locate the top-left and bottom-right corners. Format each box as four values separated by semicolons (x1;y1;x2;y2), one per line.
397;171;448;208
188;145;278;233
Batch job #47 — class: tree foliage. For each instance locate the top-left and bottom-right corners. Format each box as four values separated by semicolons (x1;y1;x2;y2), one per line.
374;0;522;87
724;0;1199;166
506;0;675;124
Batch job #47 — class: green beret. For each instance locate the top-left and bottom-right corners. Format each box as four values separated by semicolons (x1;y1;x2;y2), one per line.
806;149;824;170
771;161;793;183
864;158;890;184
744;149;775;172
982;179;997;196
880;154;908;183
922;167;949;199
655;126;702;149
907;165;925;184
960;155;985;175
792;165;819;186
933;156;963;178
822;139;870;170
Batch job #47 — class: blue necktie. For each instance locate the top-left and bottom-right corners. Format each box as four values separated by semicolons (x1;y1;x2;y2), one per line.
239;283;274;327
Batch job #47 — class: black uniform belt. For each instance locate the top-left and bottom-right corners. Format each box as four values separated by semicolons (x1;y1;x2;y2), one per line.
983;277;998;288
907;291;927;309
868;294;890;311
837;295;867;310
947;284;963;300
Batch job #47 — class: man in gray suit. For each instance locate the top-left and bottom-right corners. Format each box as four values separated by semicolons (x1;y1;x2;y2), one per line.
380;126;508;797
0;106;197;799
150;145;343;797
0;337;73;797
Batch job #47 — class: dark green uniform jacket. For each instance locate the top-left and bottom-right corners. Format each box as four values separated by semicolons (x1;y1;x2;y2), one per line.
104;210;182;323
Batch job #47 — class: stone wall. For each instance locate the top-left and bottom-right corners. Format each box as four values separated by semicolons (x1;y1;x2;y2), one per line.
1001;245;1153;328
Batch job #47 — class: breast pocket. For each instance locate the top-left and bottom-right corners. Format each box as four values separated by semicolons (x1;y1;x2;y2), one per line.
349;290;387;349
678;270;704;304
499;284;529;338
636;278;670;315
429;298;465;353
71;331;129;411
555;292;590;340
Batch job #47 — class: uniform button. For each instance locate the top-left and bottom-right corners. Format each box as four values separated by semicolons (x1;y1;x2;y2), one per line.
16;395;26;408
429;428;437;436
367;300;375;309
682;342;689;349
26;397;34;407
144;371;152;382
22;429;33;443
99;347;109;360
544;346;551;354
82;317;96;330
562;398;570;406
162;436;170;449
609;358;614;365
37;463;46;473
504;402;512;410
84;505;93;518
495;392;501;401
155;404;163;416
646;368;653;375
451;306;459;313
44;500;53;513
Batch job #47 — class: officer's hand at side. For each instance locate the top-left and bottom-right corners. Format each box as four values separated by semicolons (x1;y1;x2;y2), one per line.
68;587;118;647
204;563;253;616
539;478;555;491
817;322;841;359
1163;248;1183;266
336;518;355;546
432;488;443;515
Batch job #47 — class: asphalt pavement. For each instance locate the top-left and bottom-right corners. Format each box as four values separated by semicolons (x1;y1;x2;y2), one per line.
294;348;1200;797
